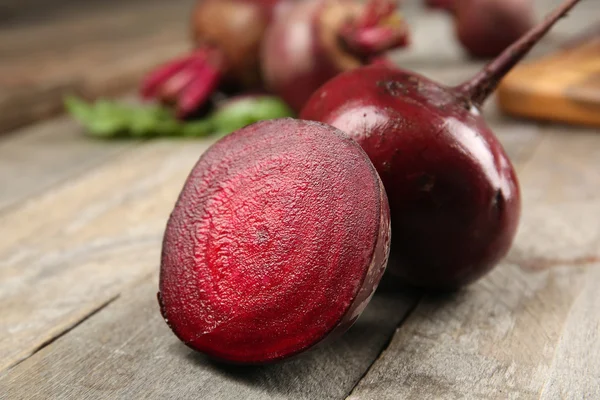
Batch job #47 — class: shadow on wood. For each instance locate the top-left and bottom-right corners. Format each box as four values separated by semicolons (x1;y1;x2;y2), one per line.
166;287;422;399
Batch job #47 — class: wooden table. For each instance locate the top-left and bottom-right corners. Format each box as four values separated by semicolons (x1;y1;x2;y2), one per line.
1;1;599;399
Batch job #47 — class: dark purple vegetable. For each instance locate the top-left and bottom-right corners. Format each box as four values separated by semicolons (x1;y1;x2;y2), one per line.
302;0;580;289
455;0;535;58
140;0;286;117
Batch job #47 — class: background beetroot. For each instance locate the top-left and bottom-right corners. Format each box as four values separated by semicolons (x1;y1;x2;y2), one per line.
301;0;581;289
190;0;284;88
261;0;409;112
455;0;535;58
141;0;286;116
159;118;391;364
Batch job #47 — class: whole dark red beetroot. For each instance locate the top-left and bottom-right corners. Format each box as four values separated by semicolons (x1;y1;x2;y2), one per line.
261;0;410;111
141;0;286;116
190;0;286;88
301;0;580;289
455;0;535;58
159;119;391;364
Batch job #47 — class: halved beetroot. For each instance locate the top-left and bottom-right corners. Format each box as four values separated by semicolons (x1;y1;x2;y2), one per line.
158;118;391;364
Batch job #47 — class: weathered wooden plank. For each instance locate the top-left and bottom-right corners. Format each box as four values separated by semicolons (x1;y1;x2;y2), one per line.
347;126;600;400
0;275;418;400
533;0;600;42
0;0;194;133
539;265;600;399
508;129;600;267
0;138;217;372
348;265;591;400
0;115;136;212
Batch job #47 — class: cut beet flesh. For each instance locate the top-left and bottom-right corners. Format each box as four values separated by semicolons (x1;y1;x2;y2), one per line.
159;118;390;364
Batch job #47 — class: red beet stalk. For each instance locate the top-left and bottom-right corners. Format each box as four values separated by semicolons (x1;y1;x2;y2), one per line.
261;0;410;112
140;0;283;117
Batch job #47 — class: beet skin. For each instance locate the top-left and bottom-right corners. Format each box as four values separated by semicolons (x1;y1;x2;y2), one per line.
301;0;581;289
301;65;521;289
159;118;390;364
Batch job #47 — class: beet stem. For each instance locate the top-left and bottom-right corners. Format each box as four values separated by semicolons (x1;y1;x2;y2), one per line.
339;0;408;59
177;64;222;117
455;0;581;107
140;48;213;99
140;57;194;99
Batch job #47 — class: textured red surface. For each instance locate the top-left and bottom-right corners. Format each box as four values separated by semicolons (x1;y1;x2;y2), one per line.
159;118;390;364
301;65;521;289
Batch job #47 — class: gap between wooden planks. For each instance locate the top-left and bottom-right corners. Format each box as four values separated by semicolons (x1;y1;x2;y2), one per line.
0;274;420;400
0;135;221;372
0;0;596;396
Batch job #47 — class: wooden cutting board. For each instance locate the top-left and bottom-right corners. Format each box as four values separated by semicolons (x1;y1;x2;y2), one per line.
497;30;600;128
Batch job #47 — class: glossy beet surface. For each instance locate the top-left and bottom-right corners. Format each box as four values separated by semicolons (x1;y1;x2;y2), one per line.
301;65;520;288
159;118;391;364
301;0;581;289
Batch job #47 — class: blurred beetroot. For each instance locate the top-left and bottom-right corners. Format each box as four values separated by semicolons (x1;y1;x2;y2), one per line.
455;0;535;58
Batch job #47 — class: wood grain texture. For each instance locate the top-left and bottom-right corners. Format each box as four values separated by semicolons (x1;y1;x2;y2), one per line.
0;97;544;397
539;264;600;399
0;115;136;213
347;126;600;400
497;37;600;128
1;1;597;397
0;275;419;400
0;138;217;372
0;0;194;134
